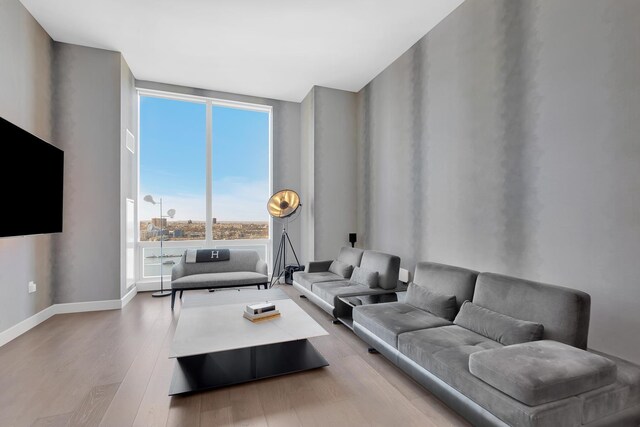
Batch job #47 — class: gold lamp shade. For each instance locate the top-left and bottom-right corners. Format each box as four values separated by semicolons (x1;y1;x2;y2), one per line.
267;189;301;218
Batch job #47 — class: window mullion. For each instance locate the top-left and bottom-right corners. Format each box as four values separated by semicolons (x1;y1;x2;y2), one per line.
205;100;213;245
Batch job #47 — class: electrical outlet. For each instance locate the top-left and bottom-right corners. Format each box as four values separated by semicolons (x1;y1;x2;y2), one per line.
28;281;36;293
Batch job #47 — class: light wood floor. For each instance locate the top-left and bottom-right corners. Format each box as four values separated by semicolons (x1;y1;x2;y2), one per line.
0;285;470;427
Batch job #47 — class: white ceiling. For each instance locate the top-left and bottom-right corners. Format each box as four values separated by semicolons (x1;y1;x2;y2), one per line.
20;0;464;102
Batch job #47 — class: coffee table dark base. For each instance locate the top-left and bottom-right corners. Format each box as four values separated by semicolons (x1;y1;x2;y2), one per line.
169;339;328;396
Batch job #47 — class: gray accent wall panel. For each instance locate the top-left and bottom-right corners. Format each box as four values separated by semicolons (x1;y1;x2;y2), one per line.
313;87;357;260
52;43;123;302
358;0;640;364
0;0;55;331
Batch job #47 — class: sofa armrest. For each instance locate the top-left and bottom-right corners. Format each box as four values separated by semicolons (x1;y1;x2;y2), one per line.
256;259;268;276
307;260;333;273
171;259;186;281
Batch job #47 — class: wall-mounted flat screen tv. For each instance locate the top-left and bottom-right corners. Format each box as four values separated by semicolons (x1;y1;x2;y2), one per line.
0;117;64;237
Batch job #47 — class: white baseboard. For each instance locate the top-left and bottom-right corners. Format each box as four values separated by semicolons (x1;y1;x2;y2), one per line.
121;286;137;308
135;282;168;292
0;286;138;347
0;305;57;348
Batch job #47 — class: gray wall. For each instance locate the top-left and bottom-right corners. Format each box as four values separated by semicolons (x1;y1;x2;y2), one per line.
52;43;123;302
357;0;640;363
135;80;302;270
0;0;55;331
312;87;358;260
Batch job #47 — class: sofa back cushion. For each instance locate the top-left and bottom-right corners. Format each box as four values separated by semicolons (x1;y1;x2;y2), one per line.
406;283;457;320
454;301;544;346
328;260;354;278
350;266;379;288
336;246;365;268
359;250;401;290
413;262;478;310
180;249;259;276
473;273;591;349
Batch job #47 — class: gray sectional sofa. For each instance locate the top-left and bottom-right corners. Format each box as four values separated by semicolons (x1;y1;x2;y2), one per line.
351;262;640;427
292;247;406;318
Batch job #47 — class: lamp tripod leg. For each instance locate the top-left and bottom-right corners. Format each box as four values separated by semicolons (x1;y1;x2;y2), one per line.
270;231;285;288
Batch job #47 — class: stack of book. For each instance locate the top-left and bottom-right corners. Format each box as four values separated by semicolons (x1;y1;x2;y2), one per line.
243;302;280;322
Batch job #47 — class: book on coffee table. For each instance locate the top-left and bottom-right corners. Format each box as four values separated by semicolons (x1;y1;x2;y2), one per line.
243;310;281;322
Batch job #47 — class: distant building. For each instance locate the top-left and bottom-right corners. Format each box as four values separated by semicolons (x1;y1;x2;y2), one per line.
152;217;167;227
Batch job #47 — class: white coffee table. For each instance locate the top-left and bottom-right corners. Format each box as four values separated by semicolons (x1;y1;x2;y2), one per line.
169;289;329;395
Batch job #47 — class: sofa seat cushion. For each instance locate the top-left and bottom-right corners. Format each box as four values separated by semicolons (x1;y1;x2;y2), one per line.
171;271;267;289
353;303;452;348
469;340;617;406
292;271;344;291
421;345;583;427
398;325;502;370
576;350;640;424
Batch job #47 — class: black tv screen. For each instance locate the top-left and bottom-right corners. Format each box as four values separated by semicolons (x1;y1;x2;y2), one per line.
0;117;63;237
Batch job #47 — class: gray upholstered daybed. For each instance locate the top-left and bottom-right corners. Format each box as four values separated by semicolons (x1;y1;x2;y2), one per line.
352;262;640;427
170;249;268;309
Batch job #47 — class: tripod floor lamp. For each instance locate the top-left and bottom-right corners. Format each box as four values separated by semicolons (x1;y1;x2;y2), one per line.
267;189;301;287
144;195;176;297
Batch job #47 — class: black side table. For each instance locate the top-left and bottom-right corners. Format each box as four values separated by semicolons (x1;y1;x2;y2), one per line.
335;292;398;330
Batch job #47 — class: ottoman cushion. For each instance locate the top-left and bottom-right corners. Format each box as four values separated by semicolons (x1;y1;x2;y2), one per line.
469;340;617;406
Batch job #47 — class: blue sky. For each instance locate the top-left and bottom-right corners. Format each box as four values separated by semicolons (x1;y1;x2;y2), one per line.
139;96;269;221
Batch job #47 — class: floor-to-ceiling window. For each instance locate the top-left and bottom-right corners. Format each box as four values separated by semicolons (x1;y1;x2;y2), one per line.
137;91;271;281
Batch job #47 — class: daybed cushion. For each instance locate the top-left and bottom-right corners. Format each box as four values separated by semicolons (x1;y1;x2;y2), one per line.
577;350;640;424
469;340;617;406
454;301;544;346
292;271;344;291
350;266;379;288
328;260;353;278
473;272;590;349
406;283;457;320
413;262;478;309
171;271;267;289
353;302;452;348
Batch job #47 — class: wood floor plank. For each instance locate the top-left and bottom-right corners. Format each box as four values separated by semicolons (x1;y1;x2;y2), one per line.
99;301;173;427
68;382;121;427
199;388;233;426
131;301;177;427
228;382;268;426
30;412;72;427
166;394;201;427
